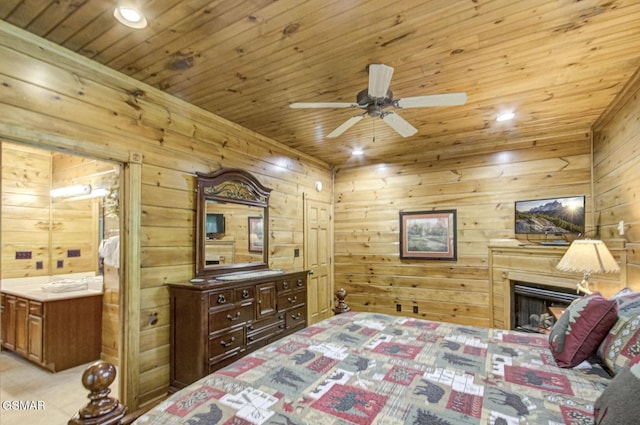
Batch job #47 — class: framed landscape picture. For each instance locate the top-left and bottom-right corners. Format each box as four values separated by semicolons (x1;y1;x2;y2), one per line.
399;210;457;260
248;216;264;252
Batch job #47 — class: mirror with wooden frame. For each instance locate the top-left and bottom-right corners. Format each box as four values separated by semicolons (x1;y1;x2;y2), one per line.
195;169;272;277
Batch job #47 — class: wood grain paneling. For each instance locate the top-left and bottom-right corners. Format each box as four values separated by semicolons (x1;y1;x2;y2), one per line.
593;68;640;290
334;130;592;326
1;144;51;278
2;1;640;166
0;21;331;410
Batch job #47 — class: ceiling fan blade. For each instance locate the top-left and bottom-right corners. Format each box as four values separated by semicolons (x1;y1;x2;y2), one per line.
326;115;364;138
395;92;467;108
381;112;418;137
289;102;358;109
368;64;394;98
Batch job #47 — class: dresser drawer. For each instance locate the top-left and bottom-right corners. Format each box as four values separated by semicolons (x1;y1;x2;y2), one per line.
247;322;285;346
285;305;306;329
277;276;306;292
208;289;235;308
247;312;285;333
208;327;244;359
209;303;254;333
277;289;305;310
235;286;254;301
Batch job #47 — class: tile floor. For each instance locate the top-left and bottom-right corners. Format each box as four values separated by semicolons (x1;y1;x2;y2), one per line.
0;351;119;425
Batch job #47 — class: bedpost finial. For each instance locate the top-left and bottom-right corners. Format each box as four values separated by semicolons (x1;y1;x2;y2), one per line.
68;361;126;425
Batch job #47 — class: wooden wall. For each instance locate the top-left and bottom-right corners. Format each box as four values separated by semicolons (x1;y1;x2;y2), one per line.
1;144;52;278
593;69;640;290
333;130;593;327
0;21;332;409
1;144;112;277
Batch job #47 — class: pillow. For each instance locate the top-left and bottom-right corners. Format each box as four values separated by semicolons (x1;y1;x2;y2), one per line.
615;291;640;316
597;316;640;374
548;292;618;368
596;291;640;374
610;287;635;300
593;354;640;424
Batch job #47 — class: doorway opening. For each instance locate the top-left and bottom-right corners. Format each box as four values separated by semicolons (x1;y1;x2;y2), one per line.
0;141;123;385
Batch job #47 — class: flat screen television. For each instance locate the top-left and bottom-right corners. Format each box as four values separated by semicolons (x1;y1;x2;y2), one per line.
206;213;225;238
515;196;585;235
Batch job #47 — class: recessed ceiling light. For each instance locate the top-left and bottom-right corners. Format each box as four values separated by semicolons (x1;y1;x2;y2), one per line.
114;5;147;29
352;149;364;156
496;112;515;122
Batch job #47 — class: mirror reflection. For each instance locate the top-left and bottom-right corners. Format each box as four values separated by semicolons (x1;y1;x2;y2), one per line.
195;168;271;277
204;200;264;267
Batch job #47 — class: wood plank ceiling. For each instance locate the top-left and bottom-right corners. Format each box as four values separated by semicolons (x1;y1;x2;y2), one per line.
2;0;640;167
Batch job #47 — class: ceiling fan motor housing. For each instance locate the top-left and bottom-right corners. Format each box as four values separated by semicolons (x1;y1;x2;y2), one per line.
356;89;394;117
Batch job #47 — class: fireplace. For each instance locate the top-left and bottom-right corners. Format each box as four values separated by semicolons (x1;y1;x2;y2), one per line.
510;281;580;333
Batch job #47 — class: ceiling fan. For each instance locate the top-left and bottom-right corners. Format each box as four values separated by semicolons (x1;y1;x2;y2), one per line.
289;64;467;138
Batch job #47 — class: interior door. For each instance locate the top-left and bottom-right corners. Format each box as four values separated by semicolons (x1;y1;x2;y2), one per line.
305;197;333;324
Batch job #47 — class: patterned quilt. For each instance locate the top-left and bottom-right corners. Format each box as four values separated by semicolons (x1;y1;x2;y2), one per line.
135;312;612;425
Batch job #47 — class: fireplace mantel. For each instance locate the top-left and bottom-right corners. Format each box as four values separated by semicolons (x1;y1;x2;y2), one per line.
488;239;626;329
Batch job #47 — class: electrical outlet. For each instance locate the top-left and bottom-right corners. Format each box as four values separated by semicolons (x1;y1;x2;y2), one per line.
413;305;419;314
15;251;32;259
36;261;43;269
294;248;300;257
57;260;64;268
396;303;402;312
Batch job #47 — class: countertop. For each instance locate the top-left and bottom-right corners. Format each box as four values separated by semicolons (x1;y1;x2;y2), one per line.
1;273;103;302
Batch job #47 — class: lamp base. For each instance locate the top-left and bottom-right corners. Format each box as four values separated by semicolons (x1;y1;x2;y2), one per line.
576;275;592;295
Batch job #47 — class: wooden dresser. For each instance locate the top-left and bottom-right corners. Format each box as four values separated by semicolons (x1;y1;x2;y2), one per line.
168;270;308;391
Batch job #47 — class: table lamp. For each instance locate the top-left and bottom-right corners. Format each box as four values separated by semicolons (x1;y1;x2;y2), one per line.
556;239;620;294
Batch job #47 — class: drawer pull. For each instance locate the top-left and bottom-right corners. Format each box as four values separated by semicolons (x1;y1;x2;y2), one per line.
287;296;298;303
291;313;302;320
279;324;285;329
241;289;250;299
221;337;235;347
248;336;254;341
217;294;226;304
296;279;303;287
279;314;285;320
282;281;289;290
227;312;241;321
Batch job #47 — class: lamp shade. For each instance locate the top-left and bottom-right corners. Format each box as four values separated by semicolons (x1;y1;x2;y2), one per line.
556;239;620;275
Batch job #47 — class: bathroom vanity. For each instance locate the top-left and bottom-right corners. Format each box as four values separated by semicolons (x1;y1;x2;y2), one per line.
0;279;103;372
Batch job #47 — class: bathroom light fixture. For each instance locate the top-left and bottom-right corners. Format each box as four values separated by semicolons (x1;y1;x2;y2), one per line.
496;111;515;122
352;149;364;156
114;4;147;29
50;184;92;198
68;187;109;201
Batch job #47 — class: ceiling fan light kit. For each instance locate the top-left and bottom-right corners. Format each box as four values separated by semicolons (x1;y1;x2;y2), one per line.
290;64;467;139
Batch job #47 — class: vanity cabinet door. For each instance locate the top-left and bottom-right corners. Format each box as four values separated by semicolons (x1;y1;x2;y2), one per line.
27;301;43;363
1;294;17;350
27;314;43;363
15;297;28;356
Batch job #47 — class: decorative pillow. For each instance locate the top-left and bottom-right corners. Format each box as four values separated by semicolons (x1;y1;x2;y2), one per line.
598;316;640;374
597;291;640;374
610;287;635;300
615;291;640;316
548;292;618;368
593;354;640;424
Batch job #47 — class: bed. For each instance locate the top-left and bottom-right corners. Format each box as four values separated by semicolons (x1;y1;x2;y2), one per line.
71;287;640;425
129;311;614;425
